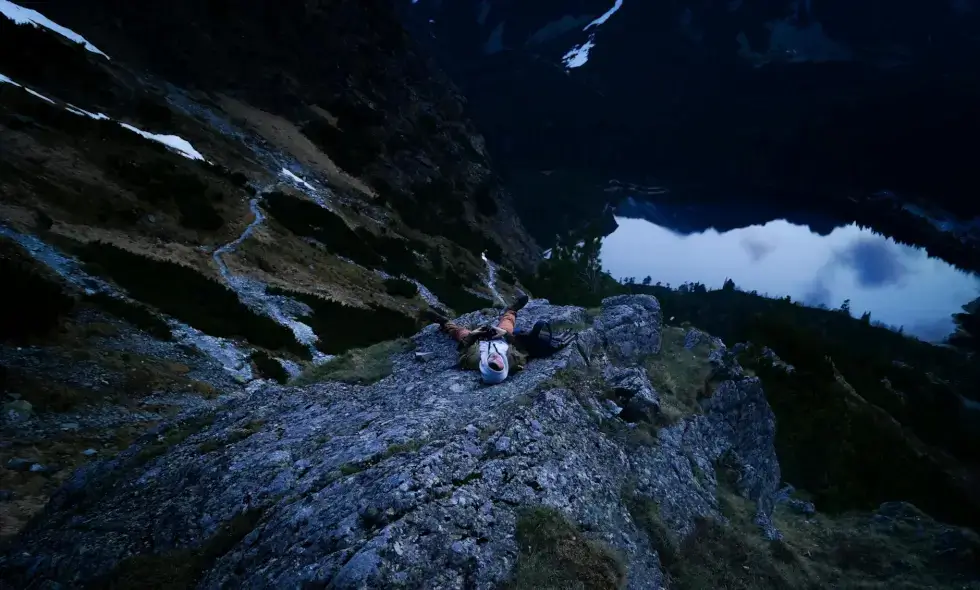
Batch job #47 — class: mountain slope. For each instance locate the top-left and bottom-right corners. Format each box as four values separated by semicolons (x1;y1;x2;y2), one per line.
0;0;537;538
3;297;977;588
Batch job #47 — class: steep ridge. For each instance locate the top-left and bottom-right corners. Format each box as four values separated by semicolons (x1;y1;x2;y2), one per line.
0;0;537;539
25;0;539;270
3;296;977;588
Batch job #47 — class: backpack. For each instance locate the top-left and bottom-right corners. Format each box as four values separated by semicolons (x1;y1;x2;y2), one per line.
513;320;576;359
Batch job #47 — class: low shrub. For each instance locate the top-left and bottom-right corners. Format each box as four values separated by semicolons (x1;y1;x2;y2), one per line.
261;191;381;267
1;238;75;344
250;351;289;384
77;241;307;356
269;286;418;355
506;506;627;590
383;277;419;298
84;292;172;341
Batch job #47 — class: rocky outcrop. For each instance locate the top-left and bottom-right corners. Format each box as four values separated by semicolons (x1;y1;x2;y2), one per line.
4;295;979;588
2;296;782;588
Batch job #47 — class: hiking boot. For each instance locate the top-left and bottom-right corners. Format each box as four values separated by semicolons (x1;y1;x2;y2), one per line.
420;308;450;326
508;293;529;312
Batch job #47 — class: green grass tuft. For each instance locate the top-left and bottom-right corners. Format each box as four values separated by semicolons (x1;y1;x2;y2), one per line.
339;462;365;476
673;517;813;590
197;420;265;454
294;338;415;385
383;440;423;458
551;319;592;334
634;455;980;589
624;492;680;571
643;327;716;424
507;506;627;590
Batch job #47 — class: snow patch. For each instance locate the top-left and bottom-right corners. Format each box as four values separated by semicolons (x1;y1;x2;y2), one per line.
65;104;110;120
1;71;60;106
562;38;596;68
584;0;624;29
118;123;206;161
0;70;56;103
1;72;206;161
280;168;316;192
24;87;55;104
561;0;624;70
279;167;330;207
0;0;109;59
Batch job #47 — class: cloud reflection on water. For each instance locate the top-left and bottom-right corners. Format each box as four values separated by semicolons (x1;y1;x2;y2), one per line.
602;216;980;341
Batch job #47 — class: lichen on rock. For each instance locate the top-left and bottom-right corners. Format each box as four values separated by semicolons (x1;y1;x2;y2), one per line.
2;295;977;589
0;296;755;587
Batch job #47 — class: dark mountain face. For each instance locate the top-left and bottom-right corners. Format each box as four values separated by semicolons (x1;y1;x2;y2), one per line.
30;0;539;270
398;0;980;258
2;0;541;542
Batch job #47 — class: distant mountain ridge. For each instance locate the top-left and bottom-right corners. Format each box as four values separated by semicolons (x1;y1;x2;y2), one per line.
397;0;980;271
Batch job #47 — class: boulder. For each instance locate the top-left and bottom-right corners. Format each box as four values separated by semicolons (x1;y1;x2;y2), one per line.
595;295;663;363
601;365;660;424
0;297;831;587
2;400;33;424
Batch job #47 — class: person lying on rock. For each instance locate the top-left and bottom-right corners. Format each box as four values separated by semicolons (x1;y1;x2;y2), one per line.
422;294;530;384
422;295;578;384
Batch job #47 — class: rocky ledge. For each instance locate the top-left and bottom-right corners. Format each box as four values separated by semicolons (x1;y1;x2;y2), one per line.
2;296;977;589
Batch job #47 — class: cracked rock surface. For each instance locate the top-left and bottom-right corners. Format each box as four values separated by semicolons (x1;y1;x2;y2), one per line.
1;295;783;589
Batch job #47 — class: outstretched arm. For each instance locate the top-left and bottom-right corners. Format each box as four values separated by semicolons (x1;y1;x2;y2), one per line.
461;326;492;347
